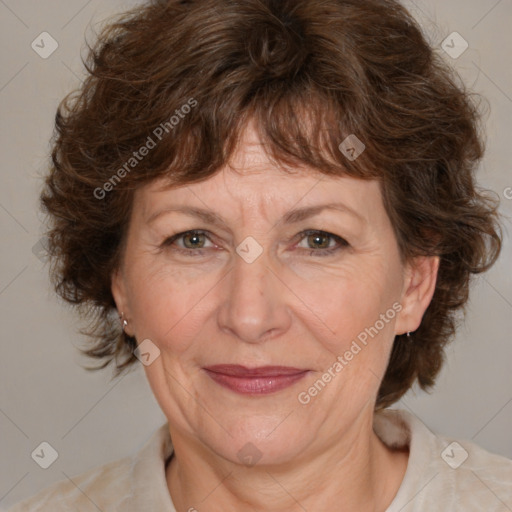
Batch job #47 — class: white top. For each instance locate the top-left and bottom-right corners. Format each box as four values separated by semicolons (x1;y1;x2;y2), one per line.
7;409;512;511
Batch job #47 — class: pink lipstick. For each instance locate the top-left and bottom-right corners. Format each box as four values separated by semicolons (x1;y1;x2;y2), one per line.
203;365;309;395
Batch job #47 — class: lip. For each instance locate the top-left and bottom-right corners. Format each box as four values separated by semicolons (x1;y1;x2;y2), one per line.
203;365;310;395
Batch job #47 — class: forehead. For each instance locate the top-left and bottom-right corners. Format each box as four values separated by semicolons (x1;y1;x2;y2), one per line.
136;122;385;226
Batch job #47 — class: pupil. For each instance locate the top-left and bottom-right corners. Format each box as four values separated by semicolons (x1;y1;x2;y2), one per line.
185;233;203;248
310;234;327;249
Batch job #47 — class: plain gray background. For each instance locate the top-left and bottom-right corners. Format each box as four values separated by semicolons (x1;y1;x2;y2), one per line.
1;0;511;508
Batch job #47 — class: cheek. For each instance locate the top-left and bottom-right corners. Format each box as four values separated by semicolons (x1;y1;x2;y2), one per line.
290;258;400;355
127;264;211;353
124;239;403;362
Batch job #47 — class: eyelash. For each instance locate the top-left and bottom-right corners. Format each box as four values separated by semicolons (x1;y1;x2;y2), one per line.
298;230;349;256
161;229;349;257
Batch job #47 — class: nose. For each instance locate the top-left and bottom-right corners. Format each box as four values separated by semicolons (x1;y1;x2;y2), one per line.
217;244;292;344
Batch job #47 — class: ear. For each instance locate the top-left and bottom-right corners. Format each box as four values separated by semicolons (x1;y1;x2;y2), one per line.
395;256;439;335
111;267;133;336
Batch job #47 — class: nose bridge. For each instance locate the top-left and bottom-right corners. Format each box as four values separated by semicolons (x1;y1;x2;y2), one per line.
232;232;273;293
233;251;267;301
217;241;291;343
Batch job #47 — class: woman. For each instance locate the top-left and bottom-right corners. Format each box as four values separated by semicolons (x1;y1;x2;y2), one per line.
8;0;512;510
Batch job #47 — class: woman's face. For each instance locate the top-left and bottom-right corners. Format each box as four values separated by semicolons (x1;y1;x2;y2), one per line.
112;123;436;465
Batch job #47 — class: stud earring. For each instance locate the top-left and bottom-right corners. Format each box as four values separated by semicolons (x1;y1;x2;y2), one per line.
120;312;128;331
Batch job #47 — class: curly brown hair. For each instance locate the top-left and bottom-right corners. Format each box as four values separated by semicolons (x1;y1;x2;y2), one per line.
41;0;502;408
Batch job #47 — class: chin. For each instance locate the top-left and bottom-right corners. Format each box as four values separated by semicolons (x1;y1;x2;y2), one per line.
197;415;314;467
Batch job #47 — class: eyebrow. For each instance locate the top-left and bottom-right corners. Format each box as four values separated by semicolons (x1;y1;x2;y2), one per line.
146;203;364;227
147;206;225;226
280;203;364;225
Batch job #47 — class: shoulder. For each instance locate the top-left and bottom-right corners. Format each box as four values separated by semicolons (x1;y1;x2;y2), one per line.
6;455;133;512
7;421;174;512
376;409;512;512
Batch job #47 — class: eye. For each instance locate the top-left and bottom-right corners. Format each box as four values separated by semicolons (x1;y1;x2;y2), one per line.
295;230;349;256
161;229;349;258
161;230;215;255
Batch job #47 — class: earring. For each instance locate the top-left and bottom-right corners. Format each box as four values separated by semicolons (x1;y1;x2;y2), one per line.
406;331;411;338
120;312;128;331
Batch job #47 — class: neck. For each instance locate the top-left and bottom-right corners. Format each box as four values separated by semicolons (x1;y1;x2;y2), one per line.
166;411;409;512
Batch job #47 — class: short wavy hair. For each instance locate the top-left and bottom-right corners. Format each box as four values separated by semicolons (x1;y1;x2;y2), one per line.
42;0;502;408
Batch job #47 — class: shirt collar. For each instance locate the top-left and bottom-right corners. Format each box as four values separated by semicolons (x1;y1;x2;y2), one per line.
117;421;176;512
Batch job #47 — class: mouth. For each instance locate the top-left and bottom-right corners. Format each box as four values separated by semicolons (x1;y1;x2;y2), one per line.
202;365;310;395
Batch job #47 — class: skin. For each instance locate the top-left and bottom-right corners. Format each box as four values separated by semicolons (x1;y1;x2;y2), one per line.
112;121;439;512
